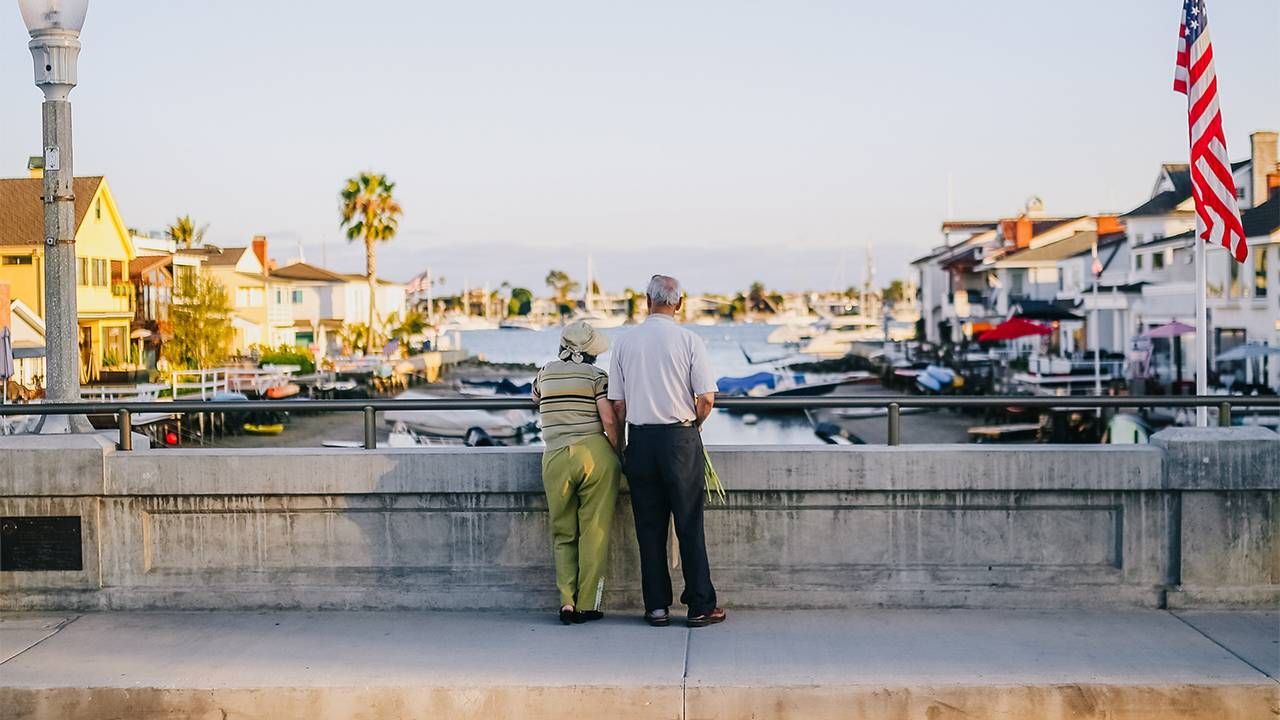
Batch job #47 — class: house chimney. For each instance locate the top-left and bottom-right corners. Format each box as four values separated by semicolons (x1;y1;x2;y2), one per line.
1251;131;1278;206
252;235;268;270
1095;214;1124;236
26;156;43;179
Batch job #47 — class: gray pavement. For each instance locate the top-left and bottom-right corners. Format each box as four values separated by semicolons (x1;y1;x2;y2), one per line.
2;609;1276;719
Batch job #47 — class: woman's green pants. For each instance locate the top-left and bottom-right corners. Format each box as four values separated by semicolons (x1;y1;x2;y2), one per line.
542;434;621;611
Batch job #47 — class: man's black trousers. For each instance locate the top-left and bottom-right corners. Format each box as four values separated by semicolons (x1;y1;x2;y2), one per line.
624;424;717;616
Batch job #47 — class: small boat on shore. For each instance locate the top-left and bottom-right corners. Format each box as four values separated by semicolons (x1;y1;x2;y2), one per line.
384;390;539;440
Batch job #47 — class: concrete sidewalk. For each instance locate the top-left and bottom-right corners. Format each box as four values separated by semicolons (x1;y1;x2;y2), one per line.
1;609;1276;719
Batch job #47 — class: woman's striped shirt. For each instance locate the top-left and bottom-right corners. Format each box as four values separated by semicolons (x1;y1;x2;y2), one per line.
532;360;609;452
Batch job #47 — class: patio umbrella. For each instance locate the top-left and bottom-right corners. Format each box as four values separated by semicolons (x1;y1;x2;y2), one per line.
0;326;13;404
1142;321;1196;385
1215;343;1280;362
1141;321;1196;339
978;317;1052;342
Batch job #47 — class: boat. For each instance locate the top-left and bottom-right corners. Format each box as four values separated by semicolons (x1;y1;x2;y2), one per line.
799;316;885;358
264;382;301;399
384;389;539;440
571;310;628;329
915;365;957;393
243;422;285;436
498;317;544;331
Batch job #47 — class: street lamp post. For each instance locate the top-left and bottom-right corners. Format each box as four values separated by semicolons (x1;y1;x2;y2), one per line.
18;0;90;431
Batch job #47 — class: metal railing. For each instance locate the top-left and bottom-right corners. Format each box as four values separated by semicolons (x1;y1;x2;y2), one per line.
1;394;1276;451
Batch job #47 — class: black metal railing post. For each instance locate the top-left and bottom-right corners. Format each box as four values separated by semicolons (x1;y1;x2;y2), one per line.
118;409;132;451
363;406;377;449
887;403;901;446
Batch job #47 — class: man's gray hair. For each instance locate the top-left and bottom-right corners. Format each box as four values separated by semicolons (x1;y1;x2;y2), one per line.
647;274;682;306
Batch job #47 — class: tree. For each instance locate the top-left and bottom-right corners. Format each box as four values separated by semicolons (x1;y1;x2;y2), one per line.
165;215;207;249
747;281;776;313
508;287;534;317
163;272;232;370
385;310;427;356
882;279;906;305
339;172;403;332
545;270;580;317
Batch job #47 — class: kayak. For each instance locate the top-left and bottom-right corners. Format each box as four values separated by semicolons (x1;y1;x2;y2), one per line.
243;422;285;436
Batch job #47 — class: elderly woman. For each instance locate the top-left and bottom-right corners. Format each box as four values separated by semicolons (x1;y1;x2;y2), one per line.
532;321;624;624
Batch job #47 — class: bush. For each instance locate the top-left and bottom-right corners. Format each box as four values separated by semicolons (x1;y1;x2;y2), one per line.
258;345;315;374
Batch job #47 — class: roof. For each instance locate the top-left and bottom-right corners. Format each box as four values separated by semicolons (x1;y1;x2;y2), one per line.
1063;231;1126;259
1133;230;1195;250
271;262;350;283
183;246;248;267
128;255;171;277
0;176;104;246
940;220;999;231
997;231;1100;266
1124;164;1192;218
340;272;401;286
1242;195;1279;238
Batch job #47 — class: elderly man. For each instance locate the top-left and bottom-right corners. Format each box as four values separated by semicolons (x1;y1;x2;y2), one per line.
608;275;726;628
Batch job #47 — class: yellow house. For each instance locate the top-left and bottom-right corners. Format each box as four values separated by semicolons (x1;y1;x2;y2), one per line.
0;171;135;383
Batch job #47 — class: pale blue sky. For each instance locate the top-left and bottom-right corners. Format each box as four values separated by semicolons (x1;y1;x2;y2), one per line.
2;1;1277;293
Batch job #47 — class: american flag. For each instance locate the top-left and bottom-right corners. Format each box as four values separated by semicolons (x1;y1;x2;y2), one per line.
1174;0;1248;263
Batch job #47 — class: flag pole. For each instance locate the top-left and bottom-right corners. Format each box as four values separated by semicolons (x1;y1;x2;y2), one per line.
1194;224;1208;426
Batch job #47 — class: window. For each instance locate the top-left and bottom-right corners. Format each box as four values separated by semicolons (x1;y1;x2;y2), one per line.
1152;233;1165;242
175;265;196;289
291;290;304;304
1228;258;1241;298
77;257;89;286
1256;249;1268;298
1;255;33;265
1236;186;1247;200
275;289;283;304
1152;252;1165;270
236;287;264;307
95;198;102;220
1135;254;1144;271
92;258;108;287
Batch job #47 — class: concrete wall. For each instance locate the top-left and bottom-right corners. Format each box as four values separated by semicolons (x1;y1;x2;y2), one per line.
1;429;1275;611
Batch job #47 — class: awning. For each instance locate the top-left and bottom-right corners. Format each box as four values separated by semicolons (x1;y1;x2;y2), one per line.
1010;300;1083;321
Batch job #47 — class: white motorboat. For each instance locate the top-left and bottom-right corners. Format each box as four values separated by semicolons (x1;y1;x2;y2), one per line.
799;316;884;358
384;390;538;440
498;317;544;331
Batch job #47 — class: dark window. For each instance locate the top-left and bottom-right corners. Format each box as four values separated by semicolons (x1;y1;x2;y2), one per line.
1255;249;1268;299
1;255;33;265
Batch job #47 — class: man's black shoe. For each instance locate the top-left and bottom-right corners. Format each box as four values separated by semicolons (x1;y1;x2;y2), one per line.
687;608;727;628
644;608;670;627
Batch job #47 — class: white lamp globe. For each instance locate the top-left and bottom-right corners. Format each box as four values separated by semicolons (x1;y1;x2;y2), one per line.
18;0;89;34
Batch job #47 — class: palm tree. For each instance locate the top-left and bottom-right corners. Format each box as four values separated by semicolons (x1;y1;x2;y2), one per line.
386;310;427;356
165;215;207;248
339;173;403;331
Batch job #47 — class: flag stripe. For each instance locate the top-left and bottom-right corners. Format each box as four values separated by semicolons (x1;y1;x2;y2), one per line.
1174;0;1248;263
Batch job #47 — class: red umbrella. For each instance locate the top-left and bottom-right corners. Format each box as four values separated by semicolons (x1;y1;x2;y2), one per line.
978;317;1052;342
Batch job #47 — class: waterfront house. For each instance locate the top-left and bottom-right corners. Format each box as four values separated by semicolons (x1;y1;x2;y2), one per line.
0;165;136;383
183;236;295;353
128;231;206;368
270;261;407;355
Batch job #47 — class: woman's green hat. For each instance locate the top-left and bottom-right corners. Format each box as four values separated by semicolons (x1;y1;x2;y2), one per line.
558;320;609;361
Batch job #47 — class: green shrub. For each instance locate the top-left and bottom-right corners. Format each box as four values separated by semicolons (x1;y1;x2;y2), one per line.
258;345;315;374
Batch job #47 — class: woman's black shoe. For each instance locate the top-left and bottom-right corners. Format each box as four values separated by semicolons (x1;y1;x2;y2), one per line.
576;610;604;622
559;608;575;625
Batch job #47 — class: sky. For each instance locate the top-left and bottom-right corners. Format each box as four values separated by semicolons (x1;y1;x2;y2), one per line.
1;1;1277;295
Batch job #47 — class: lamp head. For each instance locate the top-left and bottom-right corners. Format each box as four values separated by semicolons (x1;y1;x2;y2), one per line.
18;0;88;34
18;0;88;99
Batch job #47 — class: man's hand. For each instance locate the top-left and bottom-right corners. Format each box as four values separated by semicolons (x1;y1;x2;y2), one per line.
611;399;628;455
694;392;715;430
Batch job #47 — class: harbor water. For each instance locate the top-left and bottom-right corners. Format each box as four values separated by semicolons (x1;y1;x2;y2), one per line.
460;323;823;445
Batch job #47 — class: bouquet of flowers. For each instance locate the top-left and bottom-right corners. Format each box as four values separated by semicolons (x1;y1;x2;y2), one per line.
703;449;727;505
